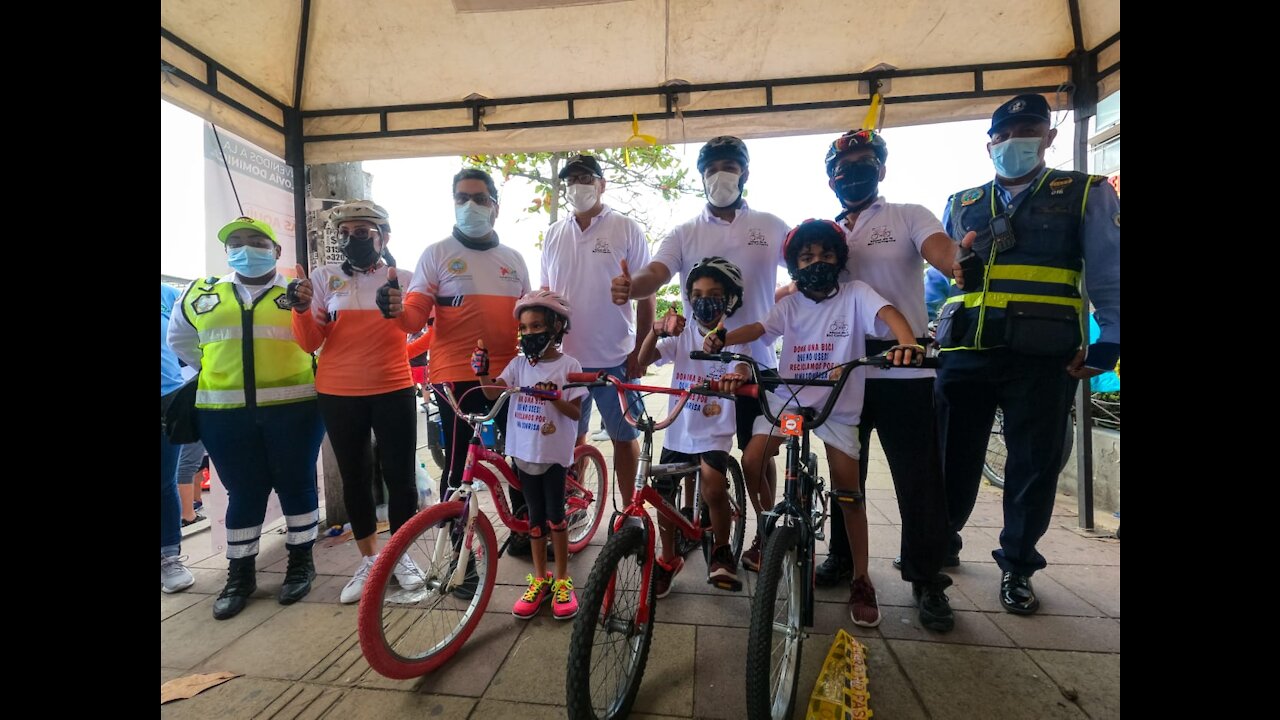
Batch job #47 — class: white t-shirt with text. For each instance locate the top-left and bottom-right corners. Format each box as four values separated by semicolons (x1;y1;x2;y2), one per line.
497;354;587;467
841;198;946;380
540;206;651;368
652;203;790;368
654;326;747;454
760;280;890;427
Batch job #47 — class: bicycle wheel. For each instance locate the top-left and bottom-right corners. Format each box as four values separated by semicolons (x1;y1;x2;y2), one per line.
675;474;700;558
566;526;656;720
745;524;803;720
985;407;1075;489
565;444;609;554
702;455;748;569
425;400;447;471
982;408;1008;488
358;500;497;679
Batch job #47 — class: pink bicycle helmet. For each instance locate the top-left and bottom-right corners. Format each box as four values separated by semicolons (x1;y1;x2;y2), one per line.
513;289;573;330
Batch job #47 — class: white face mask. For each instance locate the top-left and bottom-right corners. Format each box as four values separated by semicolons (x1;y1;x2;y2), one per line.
565;183;599;214
704;171;742;207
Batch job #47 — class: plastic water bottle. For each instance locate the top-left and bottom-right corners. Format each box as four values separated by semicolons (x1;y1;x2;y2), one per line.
416;462;434;509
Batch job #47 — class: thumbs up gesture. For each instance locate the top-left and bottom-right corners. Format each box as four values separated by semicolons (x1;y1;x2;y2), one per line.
703;317;727;353
287;263;313;313
610;259;633;305
655;305;686;338
470;338;490;376
952;231;983;290
376;267;403;318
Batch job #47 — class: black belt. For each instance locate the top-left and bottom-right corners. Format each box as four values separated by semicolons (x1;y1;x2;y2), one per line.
865;337;931;355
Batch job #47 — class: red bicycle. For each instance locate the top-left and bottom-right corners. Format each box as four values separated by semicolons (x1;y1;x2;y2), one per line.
565;371;746;719
358;382;608;679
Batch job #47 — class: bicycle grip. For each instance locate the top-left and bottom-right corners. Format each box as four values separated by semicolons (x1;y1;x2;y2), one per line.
522;387;561;400
704;381;759;398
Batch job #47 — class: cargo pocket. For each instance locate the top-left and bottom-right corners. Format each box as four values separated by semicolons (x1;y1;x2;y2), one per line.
1003;301;1080;356
935;301;968;349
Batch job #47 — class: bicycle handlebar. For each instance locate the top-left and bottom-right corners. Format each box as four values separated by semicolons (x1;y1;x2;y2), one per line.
690;350;938;430
437;379;594;426
565;372;697;432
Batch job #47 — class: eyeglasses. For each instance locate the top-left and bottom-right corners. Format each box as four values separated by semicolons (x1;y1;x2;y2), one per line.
563;174;599;186
454;192;496;206
336;227;381;242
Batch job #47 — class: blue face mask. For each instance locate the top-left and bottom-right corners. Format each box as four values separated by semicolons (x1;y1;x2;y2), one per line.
990;136;1044;179
227;246;278;277
455;201;494;238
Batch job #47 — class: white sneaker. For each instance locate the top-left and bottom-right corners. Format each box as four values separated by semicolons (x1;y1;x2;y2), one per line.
394;554;426;590
161;555;195;594
590;428;611;442
340;555;377;604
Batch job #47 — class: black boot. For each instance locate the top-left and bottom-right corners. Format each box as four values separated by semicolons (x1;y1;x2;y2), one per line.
913;573;955;632
815;553;853;587
213;556;257;620
279;545;316;605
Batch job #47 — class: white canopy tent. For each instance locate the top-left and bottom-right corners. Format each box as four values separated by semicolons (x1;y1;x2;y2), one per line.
161;0;1119;164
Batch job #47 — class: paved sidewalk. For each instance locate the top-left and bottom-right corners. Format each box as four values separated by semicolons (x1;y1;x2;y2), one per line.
163;368;1119;719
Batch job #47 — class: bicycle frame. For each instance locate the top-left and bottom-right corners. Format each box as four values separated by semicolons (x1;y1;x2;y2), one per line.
433;382;599;591
696;350;938;626
568;372;732;626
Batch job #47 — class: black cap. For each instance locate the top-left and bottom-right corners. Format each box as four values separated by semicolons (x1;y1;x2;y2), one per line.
558;154;604;180
989;94;1051;134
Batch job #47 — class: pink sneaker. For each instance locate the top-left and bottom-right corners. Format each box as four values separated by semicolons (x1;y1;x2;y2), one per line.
552;577;579;620
513;573;552;619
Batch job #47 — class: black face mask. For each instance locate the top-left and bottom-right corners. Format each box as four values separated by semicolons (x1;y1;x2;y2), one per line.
342;237;381;269
793;261;840;299
833;161;880;211
691;296;727;327
519;332;554;365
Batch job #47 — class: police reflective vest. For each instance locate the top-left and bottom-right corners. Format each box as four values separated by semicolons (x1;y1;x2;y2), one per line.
938;169;1104;355
182;277;316;409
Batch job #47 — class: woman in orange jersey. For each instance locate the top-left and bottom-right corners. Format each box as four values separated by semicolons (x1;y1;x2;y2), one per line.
290;200;425;604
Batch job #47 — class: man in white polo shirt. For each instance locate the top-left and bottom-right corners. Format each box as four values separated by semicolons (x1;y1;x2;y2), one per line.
610;136;790;573
809;129;958;632
541;154;654;504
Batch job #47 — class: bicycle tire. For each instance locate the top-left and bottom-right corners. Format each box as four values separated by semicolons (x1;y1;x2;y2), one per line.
981;409;1008;488
566;444;609;554
984;407;1075;489
745;524;803;720
566;526;656;720
702;455;748;570
358;501;497;679
426;403;448;471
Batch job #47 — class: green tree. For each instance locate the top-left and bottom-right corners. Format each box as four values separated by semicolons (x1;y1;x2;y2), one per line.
655;283;683;317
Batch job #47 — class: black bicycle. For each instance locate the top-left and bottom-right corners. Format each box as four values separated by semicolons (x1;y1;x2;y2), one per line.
691;349;937;720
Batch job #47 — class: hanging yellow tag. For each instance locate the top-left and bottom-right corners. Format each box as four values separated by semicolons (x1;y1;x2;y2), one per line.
862;93;883;131
622;113;658;166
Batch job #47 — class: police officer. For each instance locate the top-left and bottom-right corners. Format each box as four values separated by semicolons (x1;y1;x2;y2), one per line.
936;93;1120;614
167;217;325;620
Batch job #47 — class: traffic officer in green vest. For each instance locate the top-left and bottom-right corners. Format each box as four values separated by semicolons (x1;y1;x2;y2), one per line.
167;216;325;620
936;94;1120;615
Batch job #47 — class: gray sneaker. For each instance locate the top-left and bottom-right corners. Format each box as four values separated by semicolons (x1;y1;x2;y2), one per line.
161;555;195;594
